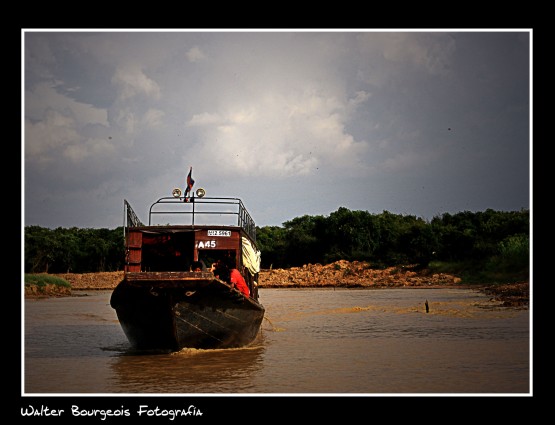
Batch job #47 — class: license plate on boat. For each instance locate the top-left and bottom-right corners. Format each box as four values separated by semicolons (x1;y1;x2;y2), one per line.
208;230;231;237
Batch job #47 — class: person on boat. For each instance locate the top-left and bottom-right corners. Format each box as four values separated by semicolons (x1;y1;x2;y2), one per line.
212;260;231;283
191;260;207;272
225;258;250;298
191;261;203;272
212;259;250;298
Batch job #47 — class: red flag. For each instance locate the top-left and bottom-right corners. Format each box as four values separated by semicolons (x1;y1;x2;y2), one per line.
184;166;195;199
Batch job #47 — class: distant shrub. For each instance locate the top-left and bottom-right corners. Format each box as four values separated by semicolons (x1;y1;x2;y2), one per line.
482;233;529;275
498;234;529;267
24;274;71;288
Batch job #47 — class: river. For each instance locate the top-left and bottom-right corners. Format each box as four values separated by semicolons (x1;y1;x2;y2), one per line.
23;287;529;398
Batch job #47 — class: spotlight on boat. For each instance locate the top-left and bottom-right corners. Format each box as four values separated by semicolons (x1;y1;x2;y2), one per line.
196;188;206;198
172;188;182;198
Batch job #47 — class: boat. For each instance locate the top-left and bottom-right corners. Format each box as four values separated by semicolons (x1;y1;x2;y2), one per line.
110;175;265;352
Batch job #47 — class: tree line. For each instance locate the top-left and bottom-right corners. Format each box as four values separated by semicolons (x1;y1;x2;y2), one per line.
255;207;529;281
25;226;125;273
24;208;529;279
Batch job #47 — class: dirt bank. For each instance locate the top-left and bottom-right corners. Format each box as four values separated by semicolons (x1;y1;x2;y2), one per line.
55;271;124;290
27;260;529;307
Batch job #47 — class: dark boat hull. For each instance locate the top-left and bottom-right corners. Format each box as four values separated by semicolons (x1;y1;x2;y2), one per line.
110;273;265;351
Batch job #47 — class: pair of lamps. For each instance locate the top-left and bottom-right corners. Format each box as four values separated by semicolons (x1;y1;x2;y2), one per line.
171;187;206;198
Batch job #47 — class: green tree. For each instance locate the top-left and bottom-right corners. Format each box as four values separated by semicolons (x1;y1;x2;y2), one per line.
50;227;80;273
281;214;325;267
25;225;55;273
325;207;379;263
397;218;438;268
256;225;288;268
24;207;529;276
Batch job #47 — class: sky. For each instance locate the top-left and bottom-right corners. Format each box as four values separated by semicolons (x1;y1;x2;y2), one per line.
23;29;531;229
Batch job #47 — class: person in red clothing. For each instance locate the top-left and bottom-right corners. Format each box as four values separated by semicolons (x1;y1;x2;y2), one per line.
212;258;250;298
229;267;250;298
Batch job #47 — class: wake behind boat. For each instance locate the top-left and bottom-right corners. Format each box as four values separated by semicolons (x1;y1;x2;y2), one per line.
110;171;265;352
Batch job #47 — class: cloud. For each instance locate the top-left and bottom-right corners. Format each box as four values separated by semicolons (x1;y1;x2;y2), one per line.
187;112;222;126
186;46;206;62
355;32;456;87
348;91;372;109
143;108;165;128
110;108;137;136
63;137;116;162
25;108;117;165
111;65;161;100
24;79;116;166
379;32;455;75
23;31;530;229
25;82;108;126
25;110;81;163
187;87;371;177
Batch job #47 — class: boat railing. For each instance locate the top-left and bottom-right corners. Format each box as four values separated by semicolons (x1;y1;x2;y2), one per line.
140;196;257;241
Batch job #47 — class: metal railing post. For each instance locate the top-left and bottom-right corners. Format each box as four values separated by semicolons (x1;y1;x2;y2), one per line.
192;196;195;226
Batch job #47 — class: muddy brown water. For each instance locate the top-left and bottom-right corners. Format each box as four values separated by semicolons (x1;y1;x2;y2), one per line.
23;287;529;396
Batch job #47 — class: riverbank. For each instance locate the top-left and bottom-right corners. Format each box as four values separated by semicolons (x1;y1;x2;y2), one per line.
25;260;529;307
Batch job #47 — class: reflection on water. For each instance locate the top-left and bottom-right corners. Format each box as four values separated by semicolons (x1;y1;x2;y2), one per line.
24;288;530;394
